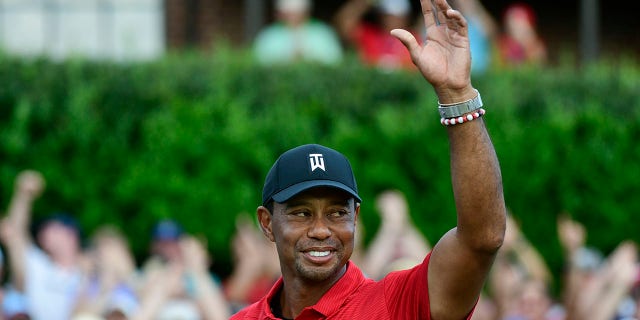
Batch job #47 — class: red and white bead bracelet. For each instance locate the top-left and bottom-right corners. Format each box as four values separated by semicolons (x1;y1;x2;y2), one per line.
440;108;486;126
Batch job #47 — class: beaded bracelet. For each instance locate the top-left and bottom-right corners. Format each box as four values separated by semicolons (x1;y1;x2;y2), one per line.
440;108;486;126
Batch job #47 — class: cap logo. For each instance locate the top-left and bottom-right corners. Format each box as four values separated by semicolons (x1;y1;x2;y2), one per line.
309;153;325;172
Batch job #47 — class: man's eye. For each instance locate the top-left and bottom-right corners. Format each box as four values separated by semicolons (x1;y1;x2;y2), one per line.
329;210;348;218
292;211;309;217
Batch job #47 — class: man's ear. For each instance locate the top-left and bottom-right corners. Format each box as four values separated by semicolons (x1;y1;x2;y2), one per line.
354;202;361;225
257;206;275;242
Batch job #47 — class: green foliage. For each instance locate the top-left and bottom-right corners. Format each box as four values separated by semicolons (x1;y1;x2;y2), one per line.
0;51;639;280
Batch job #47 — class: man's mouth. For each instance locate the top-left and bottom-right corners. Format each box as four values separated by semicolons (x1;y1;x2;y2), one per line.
308;250;331;257
302;247;336;264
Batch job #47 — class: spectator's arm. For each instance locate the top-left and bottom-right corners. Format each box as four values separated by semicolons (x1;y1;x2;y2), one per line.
502;214;552;285
181;236;231;320
360;191;406;279
567;241;637;320
557;214;588;309
132;263;182;320
0;170;45;291
511;238;552;283
334;0;370;41
225;216;273;305
459;0;498;38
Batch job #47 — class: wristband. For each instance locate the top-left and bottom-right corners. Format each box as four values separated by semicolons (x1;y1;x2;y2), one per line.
438;90;483;119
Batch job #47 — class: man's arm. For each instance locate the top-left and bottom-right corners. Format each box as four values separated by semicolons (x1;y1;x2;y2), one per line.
180;236;231;320
0;170;44;291
391;1;506;319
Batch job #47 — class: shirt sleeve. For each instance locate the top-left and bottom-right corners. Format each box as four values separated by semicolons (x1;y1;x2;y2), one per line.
382;253;432;319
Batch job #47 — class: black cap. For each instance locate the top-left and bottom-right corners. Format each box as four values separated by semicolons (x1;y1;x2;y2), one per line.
262;144;361;205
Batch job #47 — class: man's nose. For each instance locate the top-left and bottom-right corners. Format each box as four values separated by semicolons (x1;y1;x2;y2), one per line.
307;216;331;240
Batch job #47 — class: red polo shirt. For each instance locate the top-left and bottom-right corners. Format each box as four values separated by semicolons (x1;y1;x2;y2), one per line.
231;253;472;319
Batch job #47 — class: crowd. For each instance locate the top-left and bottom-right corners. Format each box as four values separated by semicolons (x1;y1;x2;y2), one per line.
0;170;231;320
0;170;637;319
253;0;547;72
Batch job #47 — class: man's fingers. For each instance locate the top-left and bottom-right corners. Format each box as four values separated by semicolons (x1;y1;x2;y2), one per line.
433;0;451;26
443;9;468;36
390;29;420;58
420;0;437;28
433;0;452;12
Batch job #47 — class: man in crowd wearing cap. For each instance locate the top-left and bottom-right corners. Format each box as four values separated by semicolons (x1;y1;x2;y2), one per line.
253;0;343;65
335;0;418;70
138;219;231;320
232;0;506;318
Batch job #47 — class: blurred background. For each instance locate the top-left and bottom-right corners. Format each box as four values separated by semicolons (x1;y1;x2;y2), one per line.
0;0;639;319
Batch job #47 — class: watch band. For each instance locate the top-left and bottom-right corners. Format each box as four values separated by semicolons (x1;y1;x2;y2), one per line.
438;91;483;119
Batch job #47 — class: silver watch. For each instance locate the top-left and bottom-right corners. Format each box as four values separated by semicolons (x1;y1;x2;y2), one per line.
438;91;483;119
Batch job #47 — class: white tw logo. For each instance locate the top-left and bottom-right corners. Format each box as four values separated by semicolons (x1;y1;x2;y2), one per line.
309;154;325;172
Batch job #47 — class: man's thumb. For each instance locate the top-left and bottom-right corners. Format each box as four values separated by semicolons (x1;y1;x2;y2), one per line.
390;29;420;55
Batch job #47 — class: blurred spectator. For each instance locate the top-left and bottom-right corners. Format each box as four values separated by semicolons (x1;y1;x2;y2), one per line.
253;0;343;65
335;0;417;70
72;225;140;320
470;293;498;320
144;218;185;268
138;219;230;320
0;170;83;320
488;213;557;319
224;215;280;313
360;190;430;279
558;215;638;320
0;245;31;320
498;2;547;66
502;278;565;320
450;0;498;75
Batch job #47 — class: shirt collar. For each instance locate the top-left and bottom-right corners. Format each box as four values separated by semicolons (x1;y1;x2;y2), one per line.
263;261;368;318
264;277;285;317
309;261;367;317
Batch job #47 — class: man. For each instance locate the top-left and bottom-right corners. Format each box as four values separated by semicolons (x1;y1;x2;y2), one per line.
138;219;231;320
253;0;343;65
233;0;506;318
0;170;84;320
335;0;416;70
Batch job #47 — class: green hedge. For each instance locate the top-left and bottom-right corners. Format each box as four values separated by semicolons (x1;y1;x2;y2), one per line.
0;50;638;283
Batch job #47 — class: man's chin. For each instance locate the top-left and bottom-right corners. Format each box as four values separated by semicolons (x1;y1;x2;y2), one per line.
296;261;345;283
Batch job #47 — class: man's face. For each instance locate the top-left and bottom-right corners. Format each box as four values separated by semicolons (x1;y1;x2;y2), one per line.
151;239;182;262
265;187;359;284
38;221;80;259
277;9;309;28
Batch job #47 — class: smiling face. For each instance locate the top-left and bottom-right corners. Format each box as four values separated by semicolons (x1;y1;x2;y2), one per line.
258;187;359;284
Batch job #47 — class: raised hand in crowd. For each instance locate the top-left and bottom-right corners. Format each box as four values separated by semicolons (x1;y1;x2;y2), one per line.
489;212;556;319
72;225;140;320
360;190;430;279
557;213;597;309
0;170;46;290
136;234;230;320
559;215;638;320
225;215;279;311
179;235;230;320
